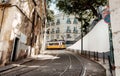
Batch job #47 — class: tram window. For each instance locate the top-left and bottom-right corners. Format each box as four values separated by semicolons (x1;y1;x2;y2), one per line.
48;43;59;45
49;43;53;45
62;42;65;45
54;43;59;45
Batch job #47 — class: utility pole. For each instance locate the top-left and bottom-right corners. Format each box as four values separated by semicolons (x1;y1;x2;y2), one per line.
103;5;115;71
79;12;83;54
81;20;83;54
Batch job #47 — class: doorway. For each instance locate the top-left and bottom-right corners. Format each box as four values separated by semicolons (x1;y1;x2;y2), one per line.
11;37;19;61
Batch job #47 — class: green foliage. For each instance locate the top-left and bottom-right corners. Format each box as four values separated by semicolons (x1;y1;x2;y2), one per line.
47;9;54;22
46;0;55;22
47;0;52;8
56;0;107;18
56;0;107;34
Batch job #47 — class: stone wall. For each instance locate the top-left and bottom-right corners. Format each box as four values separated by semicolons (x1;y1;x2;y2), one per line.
0;0;46;65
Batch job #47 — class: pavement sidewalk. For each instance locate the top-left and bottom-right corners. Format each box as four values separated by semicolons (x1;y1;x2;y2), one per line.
94;59;115;76
0;58;33;73
69;50;115;76
0;53;59;73
0;51;115;76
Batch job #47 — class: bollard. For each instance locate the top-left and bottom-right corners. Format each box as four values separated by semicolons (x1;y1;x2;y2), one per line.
82;51;84;55
94;51;95;60
108;55;113;76
81;51;82;55
89;51;90;58
87;51;89;58
86;51;87;57
96;52;99;61
85;51;87;56
103;52;105;64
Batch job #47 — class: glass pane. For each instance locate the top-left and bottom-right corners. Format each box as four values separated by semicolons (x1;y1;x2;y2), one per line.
73;18;78;24
66;18;71;24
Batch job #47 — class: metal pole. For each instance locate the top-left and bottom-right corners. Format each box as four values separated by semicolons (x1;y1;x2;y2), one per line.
89;51;90;58
108;23;114;65
81;20;83;54
85;51;87;56
108;55;113;76
103;52;105;64
94;51;95;60
96;51;99;61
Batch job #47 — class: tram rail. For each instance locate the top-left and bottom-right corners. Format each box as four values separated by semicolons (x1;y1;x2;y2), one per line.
0;51;85;76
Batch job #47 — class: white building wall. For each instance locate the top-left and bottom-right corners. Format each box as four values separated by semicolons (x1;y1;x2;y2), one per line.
67;20;110;53
46;13;81;42
0;7;18;51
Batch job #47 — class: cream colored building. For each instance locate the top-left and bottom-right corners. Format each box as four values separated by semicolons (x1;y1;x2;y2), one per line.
46;13;81;44
0;0;46;65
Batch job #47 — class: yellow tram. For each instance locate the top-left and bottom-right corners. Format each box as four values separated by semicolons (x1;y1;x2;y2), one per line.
46;41;66;50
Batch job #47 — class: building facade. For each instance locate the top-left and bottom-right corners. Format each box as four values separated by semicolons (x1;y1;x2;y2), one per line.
46;13;81;44
0;0;46;65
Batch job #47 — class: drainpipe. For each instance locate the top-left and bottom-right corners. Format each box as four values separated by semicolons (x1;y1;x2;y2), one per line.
0;7;6;33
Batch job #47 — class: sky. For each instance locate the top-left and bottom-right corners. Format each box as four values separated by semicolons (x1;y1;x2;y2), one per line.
49;2;59;15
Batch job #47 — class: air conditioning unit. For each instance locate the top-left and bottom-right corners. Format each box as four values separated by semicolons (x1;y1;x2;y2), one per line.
0;0;9;5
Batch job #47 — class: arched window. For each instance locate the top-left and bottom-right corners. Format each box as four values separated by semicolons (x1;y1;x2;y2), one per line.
46;29;50;34
51;22;55;26
66;18;71;24
73;27;78;33
73;18;78;24
66;26;71;33
56;19;60;25
51;28;55;34
56;35;59;39
67;34;71;38
51;35;54;39
56;27;60;33
46;22;50;27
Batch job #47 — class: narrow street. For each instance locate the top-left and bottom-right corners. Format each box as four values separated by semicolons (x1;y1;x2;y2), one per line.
0;50;106;76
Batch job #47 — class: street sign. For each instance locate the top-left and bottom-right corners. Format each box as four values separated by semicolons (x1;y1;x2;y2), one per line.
102;6;111;24
104;14;111;24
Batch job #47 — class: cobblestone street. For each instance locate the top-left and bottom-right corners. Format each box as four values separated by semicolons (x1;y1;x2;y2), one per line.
0;50;106;76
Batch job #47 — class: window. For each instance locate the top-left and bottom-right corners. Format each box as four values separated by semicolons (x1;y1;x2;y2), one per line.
66;18;71;24
46;22;50;27
49;43;59;45
56;27;60;33
73;18;78;24
67;34;71;38
56;19;60;25
51;22;55;26
47;36;49;40
73;27;78;33
56;35;59;39
66;26;71;33
74;34;77;38
46;29;50;34
51;28;55;34
51;35;54;39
